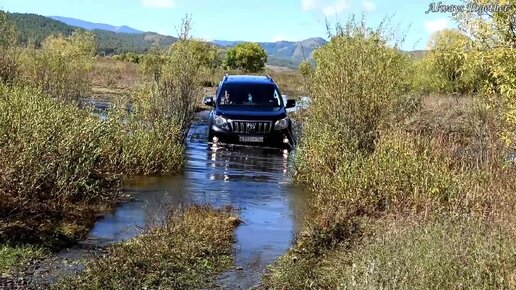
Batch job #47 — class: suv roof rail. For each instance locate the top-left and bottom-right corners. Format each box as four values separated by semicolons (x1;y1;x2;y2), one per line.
266;74;273;81
223;73;229;82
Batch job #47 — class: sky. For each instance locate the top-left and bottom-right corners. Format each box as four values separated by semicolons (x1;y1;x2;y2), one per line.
0;0;461;50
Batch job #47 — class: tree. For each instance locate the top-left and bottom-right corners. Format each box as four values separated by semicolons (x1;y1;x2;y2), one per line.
224;42;267;72
453;0;516;145
424;29;477;93
187;40;223;69
454;0;515;49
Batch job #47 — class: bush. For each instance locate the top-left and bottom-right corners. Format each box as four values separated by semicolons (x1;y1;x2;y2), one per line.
189;40;223;69
109;109;185;176
296;17;413;191
0;85;185;247
19;31;96;101
450;1;515;145
138;17;204;144
298;61;313;79
123;52;141;63
0;85;119;201
0;85;121;246
416;29;479;94
0;15;200;251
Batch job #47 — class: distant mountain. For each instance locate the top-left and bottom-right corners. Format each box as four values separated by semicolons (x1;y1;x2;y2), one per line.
50;16;143;34
7;13;176;54
260;37;327;65
6;13;429;69
214;37;328;68
212;40;243;47
6;13;327;68
7;13;77;45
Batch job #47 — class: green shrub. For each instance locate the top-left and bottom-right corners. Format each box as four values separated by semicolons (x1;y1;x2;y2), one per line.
416;29;479;95
265;8;516;290
137;17;204;144
124;52;141;63
296;17;413;192
109;108;185;176
0;84;185;247
0;85;121;246
0;85;119;202
451;0;515;145
298;61;313;79
19;31;96;101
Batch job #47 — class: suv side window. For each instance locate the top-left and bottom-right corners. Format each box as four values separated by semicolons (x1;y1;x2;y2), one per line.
215;86;220;103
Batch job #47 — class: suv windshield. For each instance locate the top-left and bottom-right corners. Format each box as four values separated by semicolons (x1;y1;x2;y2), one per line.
217;83;282;108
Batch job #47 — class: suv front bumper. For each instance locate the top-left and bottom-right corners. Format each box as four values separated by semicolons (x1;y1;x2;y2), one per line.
210;125;292;148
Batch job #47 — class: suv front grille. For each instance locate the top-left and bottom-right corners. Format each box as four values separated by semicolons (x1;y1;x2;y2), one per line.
230;120;273;134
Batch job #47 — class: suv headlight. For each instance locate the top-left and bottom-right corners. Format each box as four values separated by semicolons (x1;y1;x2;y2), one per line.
274;117;290;130
214;116;229;129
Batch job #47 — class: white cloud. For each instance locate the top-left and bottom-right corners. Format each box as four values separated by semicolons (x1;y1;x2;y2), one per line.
363;0;376;12
424;18;449;34
301;0;348;16
273;35;284;42
157;29;172;35
322;0;348;17
201;35;214;42
301;0;318;10
141;0;175;8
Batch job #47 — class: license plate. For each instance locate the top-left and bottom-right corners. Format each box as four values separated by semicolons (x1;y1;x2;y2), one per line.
239;136;264;142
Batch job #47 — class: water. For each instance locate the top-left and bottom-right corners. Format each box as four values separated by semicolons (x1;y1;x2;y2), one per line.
87;110;309;288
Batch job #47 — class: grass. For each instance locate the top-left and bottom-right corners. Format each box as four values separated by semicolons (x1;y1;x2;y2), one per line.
56;206;240;290
90;57;141;97
264;214;516;289
321;214;516;289
266;68;308;98
0;245;46;274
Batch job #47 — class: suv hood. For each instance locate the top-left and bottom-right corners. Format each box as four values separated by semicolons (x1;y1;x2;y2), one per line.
216;107;287;120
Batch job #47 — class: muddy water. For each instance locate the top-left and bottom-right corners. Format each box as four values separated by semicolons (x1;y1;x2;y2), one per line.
88;110;308;289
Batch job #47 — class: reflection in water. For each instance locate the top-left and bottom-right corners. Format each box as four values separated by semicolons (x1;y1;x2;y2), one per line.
87;111;308;288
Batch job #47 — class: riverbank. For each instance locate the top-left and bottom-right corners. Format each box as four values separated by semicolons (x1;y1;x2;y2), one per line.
1;206;240;289
1;18;201;284
55;206;240;289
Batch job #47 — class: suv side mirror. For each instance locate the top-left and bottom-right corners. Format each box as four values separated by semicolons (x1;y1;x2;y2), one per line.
204;96;214;107
286;99;296;109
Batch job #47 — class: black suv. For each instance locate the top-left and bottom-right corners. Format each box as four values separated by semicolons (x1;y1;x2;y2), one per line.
204;75;296;149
